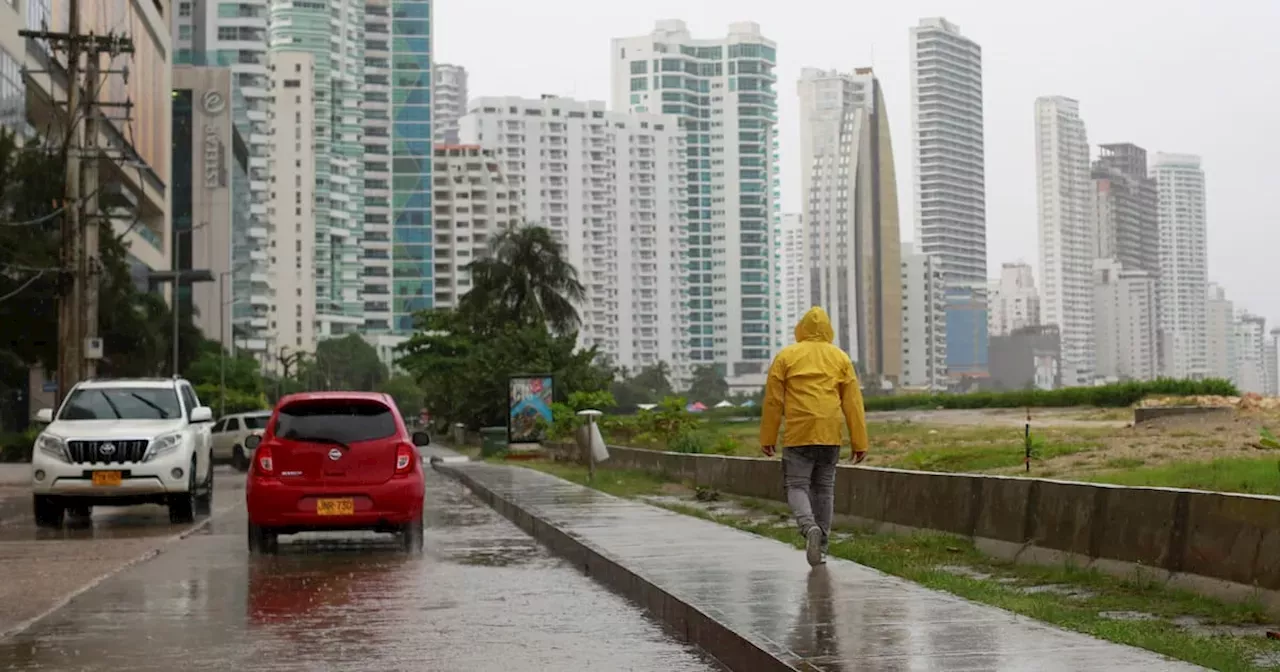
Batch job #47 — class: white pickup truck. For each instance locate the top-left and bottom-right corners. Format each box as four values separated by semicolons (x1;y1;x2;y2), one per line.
29;377;216;527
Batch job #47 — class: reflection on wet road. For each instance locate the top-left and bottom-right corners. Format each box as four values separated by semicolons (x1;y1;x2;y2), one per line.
0;468;717;671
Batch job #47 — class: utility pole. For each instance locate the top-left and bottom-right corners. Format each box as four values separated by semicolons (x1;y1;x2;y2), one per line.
22;0;134;403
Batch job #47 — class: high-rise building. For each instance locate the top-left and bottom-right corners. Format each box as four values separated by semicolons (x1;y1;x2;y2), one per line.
900;243;947;390
779;213;808;332
612;20;779;391
797;67;902;383
1266;328;1280;396
172;0;272;284
1205;282;1237;383
267;52;319;357
1093;258;1158;381
461;96;690;380
1035;96;1094;386
428;144;521;307
909;17;987;377
1235;311;1268;394
434;64;467;145
172;66;266;353
988;262;1040;337
1091;143;1159;273
361;0;395;340
269;0;367;341
1153;153;1208;379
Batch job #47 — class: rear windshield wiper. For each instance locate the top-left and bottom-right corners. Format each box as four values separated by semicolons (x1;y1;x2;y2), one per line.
283;434;350;450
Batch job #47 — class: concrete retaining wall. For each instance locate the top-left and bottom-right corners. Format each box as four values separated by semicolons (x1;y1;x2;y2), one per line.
586;444;1280;614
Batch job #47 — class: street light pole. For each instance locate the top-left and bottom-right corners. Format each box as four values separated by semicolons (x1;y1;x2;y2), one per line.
218;272;226;416
172;274;180;377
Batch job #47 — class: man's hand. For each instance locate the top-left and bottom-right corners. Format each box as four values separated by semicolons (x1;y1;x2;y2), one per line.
851;451;867;465
761;445;777;458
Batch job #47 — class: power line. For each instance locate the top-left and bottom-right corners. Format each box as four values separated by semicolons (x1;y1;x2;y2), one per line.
0;271;46;304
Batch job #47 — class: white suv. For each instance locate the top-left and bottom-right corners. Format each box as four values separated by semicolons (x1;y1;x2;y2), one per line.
30;377;216;527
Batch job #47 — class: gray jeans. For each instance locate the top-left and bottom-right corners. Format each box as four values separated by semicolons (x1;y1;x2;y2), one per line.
782;445;840;542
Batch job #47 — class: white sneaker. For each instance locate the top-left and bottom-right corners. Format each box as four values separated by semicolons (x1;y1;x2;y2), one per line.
806;528;825;566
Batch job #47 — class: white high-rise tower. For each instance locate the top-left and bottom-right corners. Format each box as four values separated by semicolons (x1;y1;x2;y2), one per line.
1152;153;1208;379
910;18;987;378
612;20;780;392
1035;96;1094;386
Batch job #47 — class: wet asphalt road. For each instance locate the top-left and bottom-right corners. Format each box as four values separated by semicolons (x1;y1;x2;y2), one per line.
0;466;718;671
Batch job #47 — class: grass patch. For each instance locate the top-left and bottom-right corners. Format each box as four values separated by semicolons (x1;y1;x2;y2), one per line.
887;441;1096;472
1104;457;1148;469
517;459;1280;672
1087;457;1280;496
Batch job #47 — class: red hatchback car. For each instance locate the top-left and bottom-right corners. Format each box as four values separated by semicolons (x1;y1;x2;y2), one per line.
244;391;428;554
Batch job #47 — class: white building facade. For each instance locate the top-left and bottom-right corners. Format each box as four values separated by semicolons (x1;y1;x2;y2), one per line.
429;145;521;308
988;262;1040;337
611;20;780;392
1235;312;1268;395
434;64;468;145
908;17;985;292
797;67;903;383
1205;282;1237;383
779;213;808;332
901;243;948;390
461;96;690;381
266;51;319;358
1035;96;1094;386
1153;153;1208;379
1093;258;1158;382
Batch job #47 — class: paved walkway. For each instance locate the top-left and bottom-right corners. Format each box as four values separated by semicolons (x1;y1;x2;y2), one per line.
443;461;1204;671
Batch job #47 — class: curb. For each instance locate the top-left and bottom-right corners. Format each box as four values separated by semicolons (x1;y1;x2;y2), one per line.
433;461;798;672
0;501;235;641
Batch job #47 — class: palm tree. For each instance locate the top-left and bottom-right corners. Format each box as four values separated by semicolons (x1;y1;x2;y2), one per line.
461;225;586;335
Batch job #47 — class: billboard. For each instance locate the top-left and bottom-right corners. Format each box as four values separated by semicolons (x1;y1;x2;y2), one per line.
508;375;553;444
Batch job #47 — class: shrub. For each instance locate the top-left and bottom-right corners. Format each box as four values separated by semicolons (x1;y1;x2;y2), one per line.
669;431;707;454
0;427;39;463
862;378;1238;412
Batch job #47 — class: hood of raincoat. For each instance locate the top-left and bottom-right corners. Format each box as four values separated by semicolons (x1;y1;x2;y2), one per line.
794;306;835;344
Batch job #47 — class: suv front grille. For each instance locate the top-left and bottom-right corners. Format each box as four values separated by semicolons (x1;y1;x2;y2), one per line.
67;439;149;464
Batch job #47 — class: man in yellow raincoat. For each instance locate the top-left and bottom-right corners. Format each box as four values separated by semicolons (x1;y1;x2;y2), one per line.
759;306;869;566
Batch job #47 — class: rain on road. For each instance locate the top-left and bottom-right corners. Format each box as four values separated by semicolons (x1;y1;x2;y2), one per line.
0;466;718;671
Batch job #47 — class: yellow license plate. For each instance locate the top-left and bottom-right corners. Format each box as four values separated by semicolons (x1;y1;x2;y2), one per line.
316;498;355;516
92;471;122;487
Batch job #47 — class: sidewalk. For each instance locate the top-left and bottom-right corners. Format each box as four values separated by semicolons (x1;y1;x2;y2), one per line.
437;461;1204;671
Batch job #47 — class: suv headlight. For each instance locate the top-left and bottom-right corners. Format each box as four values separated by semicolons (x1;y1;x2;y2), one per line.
35;434;69;462
142;433;183;463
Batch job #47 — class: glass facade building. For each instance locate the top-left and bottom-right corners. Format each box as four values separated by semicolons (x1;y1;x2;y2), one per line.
389;0;433;333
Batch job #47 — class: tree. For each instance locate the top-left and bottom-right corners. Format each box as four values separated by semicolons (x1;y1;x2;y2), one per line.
0;129;188;391
685;365;729;403
397;308;612;430
611;362;674;410
306;334;387;391
459;225;586;335
378;374;425;422
185;340;269;414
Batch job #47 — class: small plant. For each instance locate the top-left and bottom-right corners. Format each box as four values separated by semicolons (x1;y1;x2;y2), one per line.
1258;427;1280;450
695;487;721;502
669;431;706;454
710;435;740;456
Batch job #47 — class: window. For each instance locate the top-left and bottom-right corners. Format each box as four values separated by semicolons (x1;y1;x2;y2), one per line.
217;26;237;40
225;417;241;431
181;385;201;416
211;419;227;433
58;388;183;420
274;399;397;444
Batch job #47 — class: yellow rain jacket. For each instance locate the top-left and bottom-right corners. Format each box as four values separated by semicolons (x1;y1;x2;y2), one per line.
759;307;869;453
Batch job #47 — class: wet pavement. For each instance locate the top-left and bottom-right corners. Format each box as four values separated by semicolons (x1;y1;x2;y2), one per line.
0;463;718;671
445;462;1206;671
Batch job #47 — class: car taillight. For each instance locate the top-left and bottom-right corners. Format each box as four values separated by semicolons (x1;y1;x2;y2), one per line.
395;443;414;474
257;445;274;475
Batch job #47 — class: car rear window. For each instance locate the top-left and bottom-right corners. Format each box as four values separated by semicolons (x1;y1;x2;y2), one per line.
243;414;270;430
274;400;397;444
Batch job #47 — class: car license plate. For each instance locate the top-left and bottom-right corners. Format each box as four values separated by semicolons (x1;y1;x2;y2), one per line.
92;471;122;487
316;498;354;516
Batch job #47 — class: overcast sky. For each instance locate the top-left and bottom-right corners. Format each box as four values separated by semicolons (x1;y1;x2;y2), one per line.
437;0;1280;327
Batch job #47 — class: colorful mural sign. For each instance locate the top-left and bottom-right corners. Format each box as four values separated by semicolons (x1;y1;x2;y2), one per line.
508;375;553;443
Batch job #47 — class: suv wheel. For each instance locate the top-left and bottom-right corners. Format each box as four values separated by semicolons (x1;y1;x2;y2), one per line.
33;495;65;529
400;518;424;553
231;446;250;472
247;522;277;554
168;457;197;524
195;460;213;516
